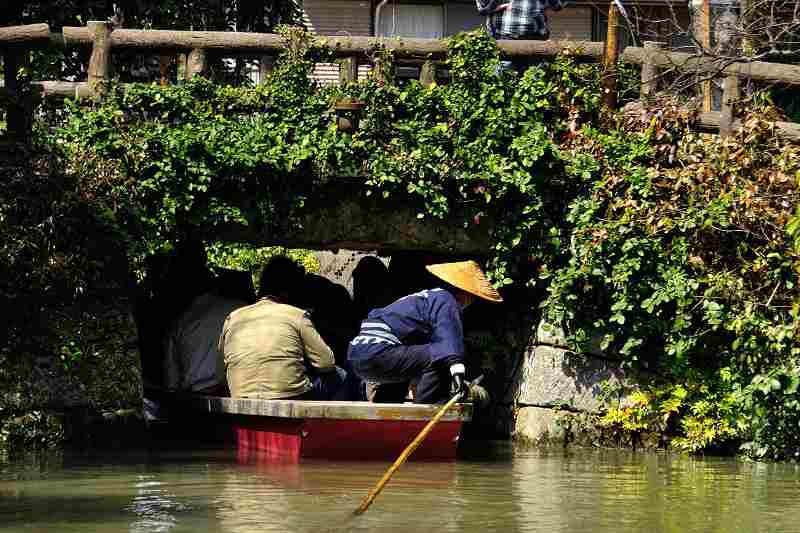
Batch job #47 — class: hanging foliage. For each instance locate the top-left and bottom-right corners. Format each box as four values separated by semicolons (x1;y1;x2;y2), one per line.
8;29;800;458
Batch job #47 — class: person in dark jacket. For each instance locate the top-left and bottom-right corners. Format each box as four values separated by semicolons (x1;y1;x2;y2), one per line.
347;260;503;404
352;256;393;321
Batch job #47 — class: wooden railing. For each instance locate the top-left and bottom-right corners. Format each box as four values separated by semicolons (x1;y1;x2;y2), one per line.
2;22;800;143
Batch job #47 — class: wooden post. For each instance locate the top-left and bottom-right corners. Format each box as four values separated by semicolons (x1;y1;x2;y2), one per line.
372;53;392;85
87;20;113;98
719;73;739;138
158;54;171;86
259;55;273;84
185;48;207;79
740;0;753;56
177;53;187;81
701;0;712;112
339;56;358;84
640;41;664;101
602;2;620;110
2;49;32;141
420;60;437;88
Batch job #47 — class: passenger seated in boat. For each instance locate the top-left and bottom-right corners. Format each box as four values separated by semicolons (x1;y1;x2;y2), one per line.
214;267;256;304
347;260;503;404
386;252;439;301
296;273;358;368
296;273;365;400
162;243;248;395
219;256;347;401
352;256;393;321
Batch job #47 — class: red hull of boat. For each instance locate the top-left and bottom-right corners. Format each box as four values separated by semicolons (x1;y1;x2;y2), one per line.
234;416;463;462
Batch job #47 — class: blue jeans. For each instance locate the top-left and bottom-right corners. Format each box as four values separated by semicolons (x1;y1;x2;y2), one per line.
350;345;450;404
306;366;349;400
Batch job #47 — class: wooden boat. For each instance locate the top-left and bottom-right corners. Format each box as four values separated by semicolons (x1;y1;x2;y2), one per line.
169;395;472;462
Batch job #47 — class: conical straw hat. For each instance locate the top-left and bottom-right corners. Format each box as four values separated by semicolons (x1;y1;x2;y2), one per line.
426;260;503;303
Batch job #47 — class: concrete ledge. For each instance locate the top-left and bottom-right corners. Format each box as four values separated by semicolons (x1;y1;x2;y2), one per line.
178;395;473;422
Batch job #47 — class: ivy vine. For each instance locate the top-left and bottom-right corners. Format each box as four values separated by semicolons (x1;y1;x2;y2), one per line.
45;29;800;458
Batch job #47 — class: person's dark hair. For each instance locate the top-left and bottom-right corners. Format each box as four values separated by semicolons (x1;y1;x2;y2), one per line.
352;256;392;318
258;255;305;300
214;267;256;303
165;240;213;314
353;256;388;283
295;273;334;311
387;252;441;298
169;239;211;287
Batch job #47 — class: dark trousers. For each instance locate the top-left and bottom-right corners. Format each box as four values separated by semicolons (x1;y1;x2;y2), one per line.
292;366;350;401
350;345;450;404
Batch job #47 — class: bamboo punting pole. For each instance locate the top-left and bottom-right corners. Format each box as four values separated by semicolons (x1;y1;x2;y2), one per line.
353;392;463;516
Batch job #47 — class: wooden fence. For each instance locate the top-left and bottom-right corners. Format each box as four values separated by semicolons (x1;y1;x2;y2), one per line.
2;21;800;143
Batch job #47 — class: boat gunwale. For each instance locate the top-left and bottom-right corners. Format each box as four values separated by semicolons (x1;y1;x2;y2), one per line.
178;395;473;422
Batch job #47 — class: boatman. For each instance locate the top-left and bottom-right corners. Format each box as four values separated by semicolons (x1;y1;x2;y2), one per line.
347;260;503;404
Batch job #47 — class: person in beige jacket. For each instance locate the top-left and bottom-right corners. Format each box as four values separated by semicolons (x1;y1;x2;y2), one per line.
218;256;346;400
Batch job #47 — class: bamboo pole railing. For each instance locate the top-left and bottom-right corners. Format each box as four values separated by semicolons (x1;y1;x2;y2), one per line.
2;22;800;143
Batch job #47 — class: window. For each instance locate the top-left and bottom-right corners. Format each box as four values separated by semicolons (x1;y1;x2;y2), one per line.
377;3;445;38
446;3;485;35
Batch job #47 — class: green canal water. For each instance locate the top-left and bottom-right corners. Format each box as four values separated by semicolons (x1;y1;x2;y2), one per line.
2;445;799;532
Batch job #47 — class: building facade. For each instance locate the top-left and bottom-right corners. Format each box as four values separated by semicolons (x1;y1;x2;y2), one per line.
299;1;694;84
302;1;693;43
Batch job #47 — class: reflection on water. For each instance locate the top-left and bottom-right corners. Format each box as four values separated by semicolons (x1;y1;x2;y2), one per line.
1;445;799;532
127;476;187;533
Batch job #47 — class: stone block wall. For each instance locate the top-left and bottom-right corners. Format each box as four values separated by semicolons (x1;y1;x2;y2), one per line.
508;320;643;448
313;250;386;294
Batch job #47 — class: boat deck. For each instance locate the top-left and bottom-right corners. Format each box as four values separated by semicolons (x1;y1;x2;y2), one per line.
180;395;472;421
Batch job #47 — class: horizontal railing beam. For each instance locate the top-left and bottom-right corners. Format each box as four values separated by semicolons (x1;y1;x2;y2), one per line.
697;111;800;140
50;26;604;59
0;23;51;46
0;81;92;101
624;102;800;141
624;46;800;85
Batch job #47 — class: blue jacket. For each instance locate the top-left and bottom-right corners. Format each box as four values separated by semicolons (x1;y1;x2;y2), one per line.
348;288;465;366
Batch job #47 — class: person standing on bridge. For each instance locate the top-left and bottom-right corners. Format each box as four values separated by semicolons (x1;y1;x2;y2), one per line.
476;0;566;41
347;260;503;404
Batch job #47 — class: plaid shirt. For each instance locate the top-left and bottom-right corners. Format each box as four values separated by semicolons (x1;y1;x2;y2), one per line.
476;0;565;40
